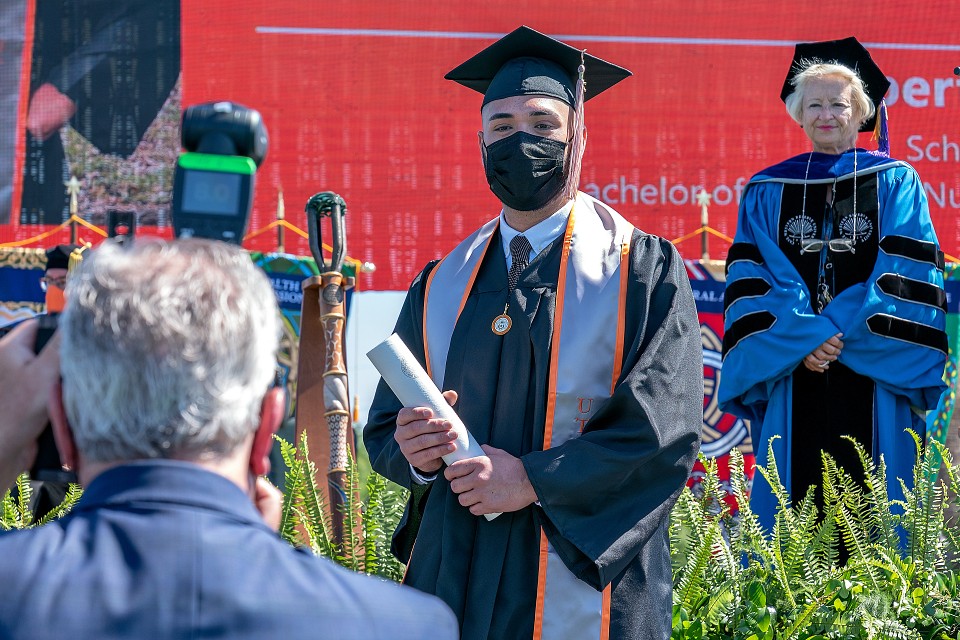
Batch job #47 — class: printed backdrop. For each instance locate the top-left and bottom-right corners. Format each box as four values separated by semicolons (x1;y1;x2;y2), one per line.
3;3;960;473
2;2;960;291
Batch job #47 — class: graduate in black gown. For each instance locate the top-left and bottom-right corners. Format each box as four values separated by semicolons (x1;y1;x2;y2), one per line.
364;26;703;640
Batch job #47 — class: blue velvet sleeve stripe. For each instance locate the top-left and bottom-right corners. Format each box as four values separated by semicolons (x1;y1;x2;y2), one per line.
725;242;764;276
876;273;948;312
722;310;776;358
880;235;945;270
866;313;949;354
723;277;772;316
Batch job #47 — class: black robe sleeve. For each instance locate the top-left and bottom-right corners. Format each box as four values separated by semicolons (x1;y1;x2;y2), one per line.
363;261;439;492
363;262;440;561
522;233;703;589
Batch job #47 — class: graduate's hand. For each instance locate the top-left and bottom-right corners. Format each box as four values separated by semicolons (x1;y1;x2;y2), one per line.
803;333;843;373
0;320;61;494
445;445;538;516
395;390;459;474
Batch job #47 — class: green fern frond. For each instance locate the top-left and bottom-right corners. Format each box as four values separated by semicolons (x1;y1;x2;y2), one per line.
1;474;85;530
341;452;362;572
14;473;33;528
836;503;882;591
277;432;408;581
675;518;720;611
671;489;704;562
363;472;388;576
278;453;305;546
778;490;820;590
0;493;14;530
362;472;407;582
699;578;737;628
782;584;840;639
0;474;35;529
276;434;299;474
34;484;82;526
858;607;920;640
903;431;930;551
754;438;791;510
809;501;840;576
730;486;776;571
762;442;799;608
294;432;336;560
845;436;900;553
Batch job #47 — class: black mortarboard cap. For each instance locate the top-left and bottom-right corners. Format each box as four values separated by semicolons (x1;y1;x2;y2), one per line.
45;244;80;271
780;36;890;132
444;26;632;107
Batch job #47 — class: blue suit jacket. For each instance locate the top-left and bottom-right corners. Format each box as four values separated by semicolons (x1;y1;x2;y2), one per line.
0;461;458;639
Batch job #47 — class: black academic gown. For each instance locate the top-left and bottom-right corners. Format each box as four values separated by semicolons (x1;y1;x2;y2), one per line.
365;227;703;640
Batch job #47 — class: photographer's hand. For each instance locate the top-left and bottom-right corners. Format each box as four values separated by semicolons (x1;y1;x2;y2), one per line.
0;320;61;493
253;476;283;532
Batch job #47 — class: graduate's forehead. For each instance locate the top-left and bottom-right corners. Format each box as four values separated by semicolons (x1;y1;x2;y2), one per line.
480;95;571;122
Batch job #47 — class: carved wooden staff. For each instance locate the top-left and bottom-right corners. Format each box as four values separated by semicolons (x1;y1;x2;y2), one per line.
299;191;351;546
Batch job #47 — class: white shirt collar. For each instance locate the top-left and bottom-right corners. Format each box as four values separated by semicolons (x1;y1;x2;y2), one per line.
499;199;574;269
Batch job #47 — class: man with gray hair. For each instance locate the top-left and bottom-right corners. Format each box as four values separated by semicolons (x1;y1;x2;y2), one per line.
0;238;457;640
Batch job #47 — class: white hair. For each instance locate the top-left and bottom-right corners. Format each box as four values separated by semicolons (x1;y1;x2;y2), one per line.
59;238;281;463
784;61;875;127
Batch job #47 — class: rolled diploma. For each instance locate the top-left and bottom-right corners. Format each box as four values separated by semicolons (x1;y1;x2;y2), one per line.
367;333;501;520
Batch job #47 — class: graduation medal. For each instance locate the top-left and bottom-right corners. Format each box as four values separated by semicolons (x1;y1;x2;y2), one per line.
492;308;512;335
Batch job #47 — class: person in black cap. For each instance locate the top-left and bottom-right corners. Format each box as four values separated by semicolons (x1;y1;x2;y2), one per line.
719;37;947;544
42;244;80;315
365;26;703;640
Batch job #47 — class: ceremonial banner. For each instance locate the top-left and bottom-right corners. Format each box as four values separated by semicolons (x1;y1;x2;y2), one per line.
0;247;43;329
245;251;355;418
685;258;755;506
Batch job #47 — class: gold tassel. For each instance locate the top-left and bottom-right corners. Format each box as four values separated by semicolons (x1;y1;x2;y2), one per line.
67;244;90;273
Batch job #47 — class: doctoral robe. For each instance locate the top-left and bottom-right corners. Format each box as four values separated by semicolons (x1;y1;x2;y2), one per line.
365;197;702;640
719;149;947;530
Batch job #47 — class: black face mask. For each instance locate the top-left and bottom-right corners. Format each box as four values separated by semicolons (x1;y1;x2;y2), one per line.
482;131;566;211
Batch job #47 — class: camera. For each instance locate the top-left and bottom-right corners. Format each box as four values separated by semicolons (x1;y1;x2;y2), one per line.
172;101;268;244
29;313;76;484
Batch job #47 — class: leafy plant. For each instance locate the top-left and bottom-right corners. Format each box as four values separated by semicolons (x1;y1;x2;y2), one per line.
276;432;408;582
6;428;960;640
1;474;82;530
672;434;960;639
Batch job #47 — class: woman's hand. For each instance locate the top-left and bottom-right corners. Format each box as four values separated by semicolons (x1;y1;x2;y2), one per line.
803;333;844;373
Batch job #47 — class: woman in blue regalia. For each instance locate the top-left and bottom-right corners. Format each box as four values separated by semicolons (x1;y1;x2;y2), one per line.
719;37;947;535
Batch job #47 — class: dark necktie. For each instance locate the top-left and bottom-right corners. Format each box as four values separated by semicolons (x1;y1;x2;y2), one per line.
507;234;532;292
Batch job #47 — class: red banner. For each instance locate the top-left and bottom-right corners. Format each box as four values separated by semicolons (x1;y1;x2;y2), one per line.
4;2;960;291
